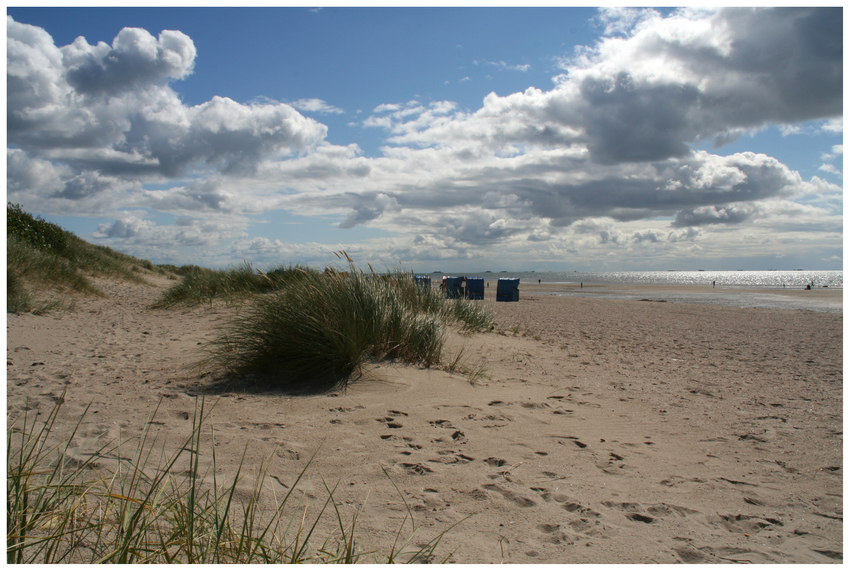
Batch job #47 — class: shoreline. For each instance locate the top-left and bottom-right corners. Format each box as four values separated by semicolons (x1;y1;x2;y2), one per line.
514;283;843;313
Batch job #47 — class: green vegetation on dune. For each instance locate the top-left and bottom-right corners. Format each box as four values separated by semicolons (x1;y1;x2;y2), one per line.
151;251;494;390
8;396;457;563
6;203;494;389
203;257;494;390
6;203;158;313
152;261;318;308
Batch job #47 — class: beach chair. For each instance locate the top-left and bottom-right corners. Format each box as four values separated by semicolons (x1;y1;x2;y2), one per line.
443;276;464;299
414;274;431;289
465;277;485;300
496;278;520;302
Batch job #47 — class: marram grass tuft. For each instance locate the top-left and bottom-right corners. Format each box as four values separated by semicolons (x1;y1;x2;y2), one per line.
206;257;493;390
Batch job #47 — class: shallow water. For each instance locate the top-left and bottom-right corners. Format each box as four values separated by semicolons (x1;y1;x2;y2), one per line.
530;288;843;314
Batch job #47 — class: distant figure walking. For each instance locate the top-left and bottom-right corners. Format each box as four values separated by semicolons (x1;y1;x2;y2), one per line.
712;280;715;288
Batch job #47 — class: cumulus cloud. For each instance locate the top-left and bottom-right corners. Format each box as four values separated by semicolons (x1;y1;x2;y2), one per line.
7;16;327;185
342;8;840;250
62;27;196;96
6;9;843;269
370;7;841;165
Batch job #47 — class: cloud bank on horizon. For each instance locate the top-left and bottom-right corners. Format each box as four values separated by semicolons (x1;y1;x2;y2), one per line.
6;7;843;271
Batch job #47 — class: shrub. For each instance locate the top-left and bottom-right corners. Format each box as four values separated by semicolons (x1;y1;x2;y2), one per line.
7;202;68;254
206;259;493;390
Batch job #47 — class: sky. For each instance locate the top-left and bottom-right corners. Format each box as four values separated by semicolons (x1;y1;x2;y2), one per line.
6;6;844;272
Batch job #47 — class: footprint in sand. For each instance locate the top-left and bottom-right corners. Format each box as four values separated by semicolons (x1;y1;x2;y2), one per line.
428;451;474;464
553;436;589;449
674;545;709;563
602;501;642;511
603;500;699;526
400;462;433;475
520;402;550;409
481;483;536;507
536;523;573;546
715;513;784;535
376;416;403;429
275;448;300;460
596;451;627;475
329;406;355;413
434;430;466;444
457;488;489;501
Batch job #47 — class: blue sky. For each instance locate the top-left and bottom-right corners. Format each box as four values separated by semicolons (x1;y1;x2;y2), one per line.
6;6;844;271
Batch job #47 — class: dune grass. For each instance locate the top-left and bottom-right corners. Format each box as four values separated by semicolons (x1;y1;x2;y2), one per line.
204;255;494;389
7;395;459;564
6;203;159;313
151;261;317;308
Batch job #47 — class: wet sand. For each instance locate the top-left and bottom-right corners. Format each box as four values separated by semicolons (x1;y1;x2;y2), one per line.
519;282;843;313
6;276;843;563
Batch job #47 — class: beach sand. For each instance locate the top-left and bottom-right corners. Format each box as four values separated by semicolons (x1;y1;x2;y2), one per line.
6;276;843;563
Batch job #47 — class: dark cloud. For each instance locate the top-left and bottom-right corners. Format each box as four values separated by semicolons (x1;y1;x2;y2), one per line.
390;8;844;167
550;8;844;165
338;192;398;228
673;204;754;227
339;205;382;228
716;7;842;122
578;73;700;164
53;171;114;199
63;27;195;96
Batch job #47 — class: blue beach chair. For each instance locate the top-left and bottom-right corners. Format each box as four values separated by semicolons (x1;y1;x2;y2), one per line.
465;277;485;300
443;276;464;299
496;278;520;302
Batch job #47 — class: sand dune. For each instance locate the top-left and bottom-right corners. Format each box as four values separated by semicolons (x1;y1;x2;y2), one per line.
6;276;843;563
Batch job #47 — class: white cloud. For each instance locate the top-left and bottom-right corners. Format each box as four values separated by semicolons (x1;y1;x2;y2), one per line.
822;118;843;134
818;164;842;177
289;98;344;115
6;9;843;270
62;27;196;95
484;60;530;72
7;16;327;183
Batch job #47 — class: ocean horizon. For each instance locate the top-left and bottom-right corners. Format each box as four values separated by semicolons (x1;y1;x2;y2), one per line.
420;270;843;290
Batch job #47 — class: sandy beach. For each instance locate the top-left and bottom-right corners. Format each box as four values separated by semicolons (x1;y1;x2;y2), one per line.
6;276;843;563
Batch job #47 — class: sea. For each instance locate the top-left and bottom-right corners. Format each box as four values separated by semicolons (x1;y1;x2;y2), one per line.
420;270;843;313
